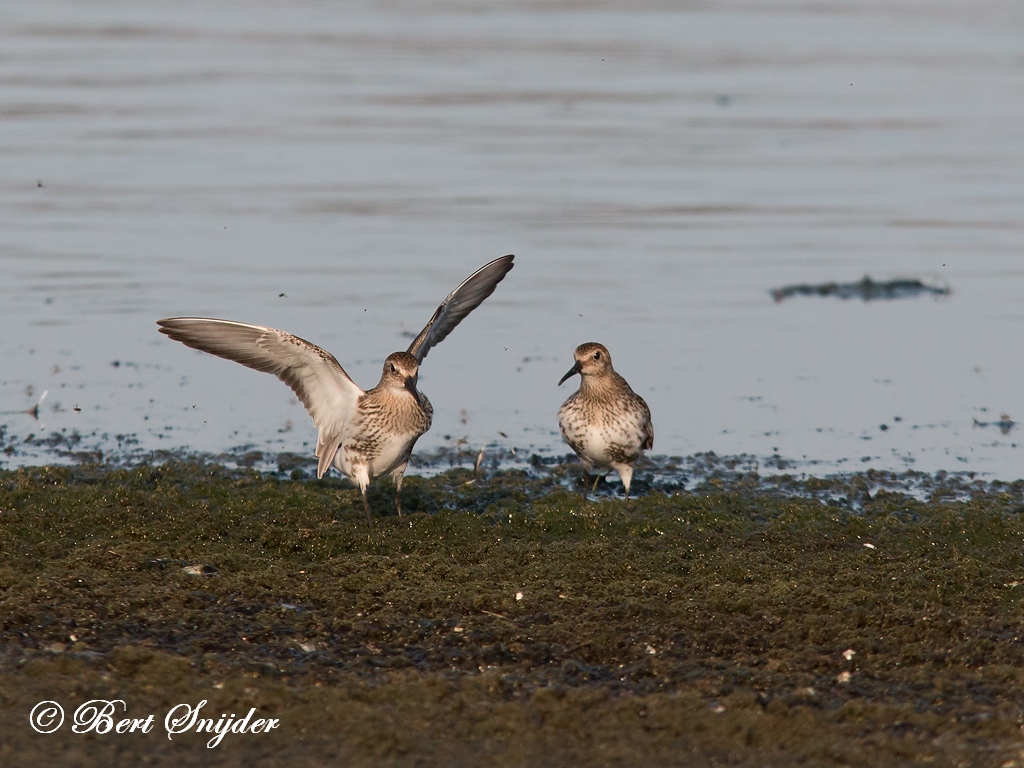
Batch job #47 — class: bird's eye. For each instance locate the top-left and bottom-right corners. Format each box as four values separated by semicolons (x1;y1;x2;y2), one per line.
594;351;601;360
389;363;396;373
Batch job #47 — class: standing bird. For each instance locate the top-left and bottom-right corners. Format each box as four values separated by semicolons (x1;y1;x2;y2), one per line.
557;342;653;499
158;254;514;526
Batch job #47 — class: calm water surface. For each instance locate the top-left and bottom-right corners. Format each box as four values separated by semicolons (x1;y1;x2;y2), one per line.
2;0;1023;477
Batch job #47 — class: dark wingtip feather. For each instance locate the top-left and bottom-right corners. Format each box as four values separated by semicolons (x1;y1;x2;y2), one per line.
407;254;516;362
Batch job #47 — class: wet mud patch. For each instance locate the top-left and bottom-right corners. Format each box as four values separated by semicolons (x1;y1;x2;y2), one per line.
1;462;1024;765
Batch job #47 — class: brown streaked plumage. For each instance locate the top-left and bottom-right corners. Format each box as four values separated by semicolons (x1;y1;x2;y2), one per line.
557;342;653;499
158;254;514;526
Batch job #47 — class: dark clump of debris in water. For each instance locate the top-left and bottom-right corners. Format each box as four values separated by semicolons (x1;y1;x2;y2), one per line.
771;275;950;303
973;412;1015;435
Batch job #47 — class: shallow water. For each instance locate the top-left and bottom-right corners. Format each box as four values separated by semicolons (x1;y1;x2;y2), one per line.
2;0;1023;477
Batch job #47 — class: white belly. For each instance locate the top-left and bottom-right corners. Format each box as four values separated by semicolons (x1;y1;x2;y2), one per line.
367;431;420;476
588;425;642;466
332;428;420;481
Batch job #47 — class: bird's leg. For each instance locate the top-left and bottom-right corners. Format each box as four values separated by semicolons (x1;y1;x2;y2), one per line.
591;472;601;497
391;464;408;518
581;469;591;500
360;485;374;530
619;465;633;502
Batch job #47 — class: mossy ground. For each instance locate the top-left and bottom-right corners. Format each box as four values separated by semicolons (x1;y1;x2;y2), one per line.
1;461;1024;766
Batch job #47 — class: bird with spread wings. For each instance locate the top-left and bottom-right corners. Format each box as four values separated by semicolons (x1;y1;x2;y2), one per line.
158;254;514;526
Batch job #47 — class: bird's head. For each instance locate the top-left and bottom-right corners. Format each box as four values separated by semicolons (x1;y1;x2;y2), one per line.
382;351;420;395
558;342;612;385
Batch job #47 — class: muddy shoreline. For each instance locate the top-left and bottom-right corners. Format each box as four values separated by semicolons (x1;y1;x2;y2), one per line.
1;461;1023;765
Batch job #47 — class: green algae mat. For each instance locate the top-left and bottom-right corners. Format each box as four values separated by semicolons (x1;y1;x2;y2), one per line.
1;461;1024;766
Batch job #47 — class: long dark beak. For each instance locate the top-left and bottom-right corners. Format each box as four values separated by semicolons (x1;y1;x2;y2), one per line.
404;376;418;396
558;360;581;386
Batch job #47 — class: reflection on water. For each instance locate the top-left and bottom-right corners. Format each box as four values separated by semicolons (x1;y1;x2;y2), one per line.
1;0;1023;477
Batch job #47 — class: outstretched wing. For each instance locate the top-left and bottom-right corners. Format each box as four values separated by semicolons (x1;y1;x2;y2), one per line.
157;317;363;478
406;254;514;363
